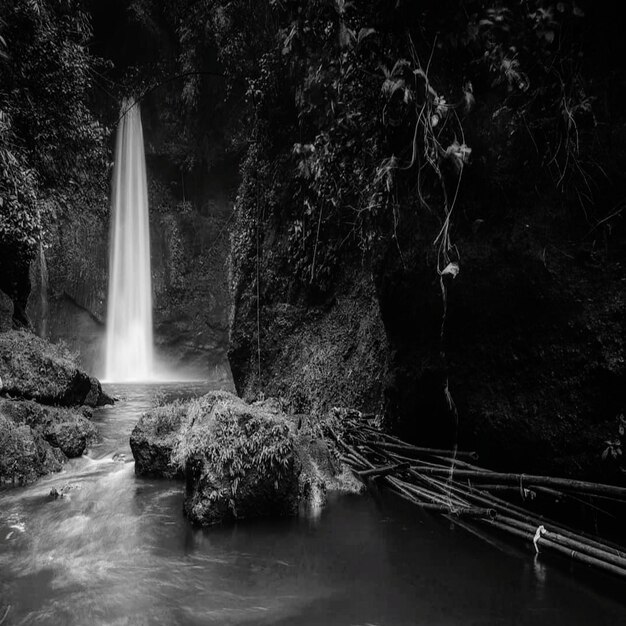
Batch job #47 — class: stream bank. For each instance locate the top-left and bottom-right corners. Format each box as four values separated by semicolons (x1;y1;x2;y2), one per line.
0;331;111;484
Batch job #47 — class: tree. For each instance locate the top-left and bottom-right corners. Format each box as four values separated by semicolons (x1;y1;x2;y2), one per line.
0;0;106;326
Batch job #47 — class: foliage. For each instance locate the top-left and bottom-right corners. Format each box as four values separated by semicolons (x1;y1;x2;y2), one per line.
0;330;88;405
172;0;596;296
0;414;37;484
147;399;187;437
0;0;107;260
602;413;625;471
111;1;598;292
172;394;295;498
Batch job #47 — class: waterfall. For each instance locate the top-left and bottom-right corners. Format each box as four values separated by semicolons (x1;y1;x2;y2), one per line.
105;99;154;382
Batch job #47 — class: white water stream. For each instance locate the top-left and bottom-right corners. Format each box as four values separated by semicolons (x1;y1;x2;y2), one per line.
105;100;154;382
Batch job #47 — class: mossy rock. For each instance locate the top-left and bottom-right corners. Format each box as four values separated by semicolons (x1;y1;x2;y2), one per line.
130;391;362;525
0;398;96;484
0;330;112;407
175;391;301;525
130;401;187;479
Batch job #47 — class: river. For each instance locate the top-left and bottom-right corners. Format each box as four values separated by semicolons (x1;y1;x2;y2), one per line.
1;383;625;625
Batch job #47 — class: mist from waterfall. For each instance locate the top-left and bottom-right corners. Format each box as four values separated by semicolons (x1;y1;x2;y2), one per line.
105;99;154;382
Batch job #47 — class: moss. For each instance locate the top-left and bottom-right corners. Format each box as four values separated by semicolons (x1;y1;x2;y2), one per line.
0;330;110;407
130;391;363;525
130;401;188;478
171;391;300;525
0;398;96;484
0;414;39;484
172;392;295;483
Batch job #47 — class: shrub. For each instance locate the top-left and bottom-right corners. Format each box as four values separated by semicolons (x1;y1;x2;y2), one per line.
172;393;295;498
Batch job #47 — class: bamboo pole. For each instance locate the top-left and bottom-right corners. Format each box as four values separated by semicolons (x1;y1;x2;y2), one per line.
407;466;626;499
373;441;479;461
336;425;626;577
485;519;626;579
357;462;409;480
423;473;626;561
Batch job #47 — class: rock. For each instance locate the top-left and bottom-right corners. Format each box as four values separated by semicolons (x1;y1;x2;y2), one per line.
130;401;187;479
0;330;110;407
178;391;301;526
84;377;114;408
130;390;362;526
0;397;96;484
45;416;95;458
49;483;80;499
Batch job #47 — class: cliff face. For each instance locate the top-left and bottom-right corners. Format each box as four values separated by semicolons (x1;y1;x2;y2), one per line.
223;1;626;481
230;267;388;414
228;194;626;480
148;163;233;380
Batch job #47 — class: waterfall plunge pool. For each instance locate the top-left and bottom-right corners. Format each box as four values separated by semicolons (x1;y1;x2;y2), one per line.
1;383;625;625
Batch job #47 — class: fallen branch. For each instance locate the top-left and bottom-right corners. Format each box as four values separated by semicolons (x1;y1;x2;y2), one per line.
408;466;626;499
356;462;410;480
486;519;626;579
374;441;479;461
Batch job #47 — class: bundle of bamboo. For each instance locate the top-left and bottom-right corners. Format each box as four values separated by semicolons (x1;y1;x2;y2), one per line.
329;416;626;579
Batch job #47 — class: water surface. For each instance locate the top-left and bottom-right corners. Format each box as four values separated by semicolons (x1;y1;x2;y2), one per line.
1;383;625;625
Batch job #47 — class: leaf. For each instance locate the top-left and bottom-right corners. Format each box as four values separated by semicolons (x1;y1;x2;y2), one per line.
445;141;472;170
441;262;460;278
381;77;406;97
339;23;355;49
602;448;609;461
463;81;475;112
357;28;376;44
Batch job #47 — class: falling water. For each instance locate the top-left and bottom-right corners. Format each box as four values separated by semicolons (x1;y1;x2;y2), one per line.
105;99;153;381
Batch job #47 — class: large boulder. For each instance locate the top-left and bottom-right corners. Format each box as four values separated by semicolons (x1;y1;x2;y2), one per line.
0;330;112;407
130;391;361;525
176;392;301;525
130;400;187;479
0;397;97;484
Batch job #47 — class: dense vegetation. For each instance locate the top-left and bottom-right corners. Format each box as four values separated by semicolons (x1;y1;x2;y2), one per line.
3;1;620;297
1;0;624;474
160;0;618;290
0;0;107;324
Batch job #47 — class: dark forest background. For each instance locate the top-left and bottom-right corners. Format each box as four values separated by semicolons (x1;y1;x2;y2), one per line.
1;0;625;478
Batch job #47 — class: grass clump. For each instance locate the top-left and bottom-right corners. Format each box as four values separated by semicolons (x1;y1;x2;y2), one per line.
172;393;295;499
149;400;188;439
